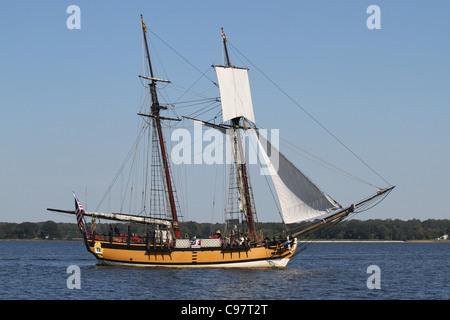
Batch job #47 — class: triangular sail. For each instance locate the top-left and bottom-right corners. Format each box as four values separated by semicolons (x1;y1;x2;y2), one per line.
255;131;341;224
214;66;256;124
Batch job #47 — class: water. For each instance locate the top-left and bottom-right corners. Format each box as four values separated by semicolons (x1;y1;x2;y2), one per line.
0;241;448;300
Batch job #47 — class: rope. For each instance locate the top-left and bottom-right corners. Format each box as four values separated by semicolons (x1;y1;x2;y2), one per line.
227;41;391;187
95;124;147;212
251;123;381;189
148;29;218;86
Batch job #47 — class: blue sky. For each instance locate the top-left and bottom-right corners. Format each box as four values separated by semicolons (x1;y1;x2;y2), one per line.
1;1;449;223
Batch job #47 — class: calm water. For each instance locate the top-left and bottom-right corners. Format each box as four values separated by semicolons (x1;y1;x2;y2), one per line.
0;241;448;300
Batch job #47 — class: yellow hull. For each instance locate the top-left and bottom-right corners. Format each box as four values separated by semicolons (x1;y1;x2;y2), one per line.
86;239;298;268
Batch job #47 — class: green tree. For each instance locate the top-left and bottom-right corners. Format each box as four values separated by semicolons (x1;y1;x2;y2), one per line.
0;223;16;239
38;221;61;239
14;222;39;239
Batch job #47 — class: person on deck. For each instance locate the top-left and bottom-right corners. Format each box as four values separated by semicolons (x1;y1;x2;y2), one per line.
114;224;120;236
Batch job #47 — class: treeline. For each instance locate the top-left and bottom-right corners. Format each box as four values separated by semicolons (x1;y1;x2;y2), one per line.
0;219;449;241
292;219;450;241
0;221;79;240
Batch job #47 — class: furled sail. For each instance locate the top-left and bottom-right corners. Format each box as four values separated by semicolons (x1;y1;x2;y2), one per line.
214;66;255;124
47;208;172;227
255;131;341;224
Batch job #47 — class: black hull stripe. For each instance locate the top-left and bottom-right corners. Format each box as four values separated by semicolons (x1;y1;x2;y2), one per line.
95;252;292;267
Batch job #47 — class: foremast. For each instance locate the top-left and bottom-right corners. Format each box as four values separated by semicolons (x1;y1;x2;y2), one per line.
221;29;256;239
139;15;181;239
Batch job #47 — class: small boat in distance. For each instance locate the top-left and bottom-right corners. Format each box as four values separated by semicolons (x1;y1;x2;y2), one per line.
48;15;394;267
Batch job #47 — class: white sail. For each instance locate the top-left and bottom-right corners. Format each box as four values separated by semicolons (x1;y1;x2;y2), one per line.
255;132;341;224
214;66;256;124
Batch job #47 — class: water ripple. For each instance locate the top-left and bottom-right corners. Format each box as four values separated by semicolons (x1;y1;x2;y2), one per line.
0;241;448;300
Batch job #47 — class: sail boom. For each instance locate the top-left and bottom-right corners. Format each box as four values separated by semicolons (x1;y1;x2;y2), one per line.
138;113;181;121
183;116;230;133
290;206;353;238
289;186;395;238
184;116;251;132
138;75;171;83
47;208;172;227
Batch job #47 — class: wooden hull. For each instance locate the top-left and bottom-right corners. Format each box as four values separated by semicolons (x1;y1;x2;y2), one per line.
86;239;298;268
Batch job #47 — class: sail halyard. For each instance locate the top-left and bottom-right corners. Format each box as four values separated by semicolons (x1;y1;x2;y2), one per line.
140;15;181;239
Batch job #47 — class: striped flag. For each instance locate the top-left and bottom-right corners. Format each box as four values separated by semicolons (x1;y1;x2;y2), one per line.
221;28;226;41
73;192;85;232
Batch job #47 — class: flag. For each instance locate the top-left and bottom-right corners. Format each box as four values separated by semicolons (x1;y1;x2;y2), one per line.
73;192;85;232
140;15;147;33
221;28;226;41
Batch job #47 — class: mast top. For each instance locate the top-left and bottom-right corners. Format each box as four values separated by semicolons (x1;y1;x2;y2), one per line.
140;14;147;33
221;27;232;67
221;27;226;41
140;14;167;116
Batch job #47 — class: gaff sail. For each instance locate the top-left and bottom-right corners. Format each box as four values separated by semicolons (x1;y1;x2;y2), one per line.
254;131;341;224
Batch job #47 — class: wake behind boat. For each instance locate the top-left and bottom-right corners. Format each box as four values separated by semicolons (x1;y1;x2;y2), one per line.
48;16;394;267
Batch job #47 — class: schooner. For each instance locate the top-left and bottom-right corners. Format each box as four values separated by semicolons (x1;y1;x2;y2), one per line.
48;16;394;267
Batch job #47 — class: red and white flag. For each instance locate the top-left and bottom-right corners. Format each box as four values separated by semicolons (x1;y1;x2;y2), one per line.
221;28;226;41
73;192;85;232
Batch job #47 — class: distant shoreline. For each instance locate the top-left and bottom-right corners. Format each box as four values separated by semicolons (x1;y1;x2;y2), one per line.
2;220;449;242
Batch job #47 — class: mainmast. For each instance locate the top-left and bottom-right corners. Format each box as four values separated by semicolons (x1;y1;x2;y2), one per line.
221;28;256;238
140;15;181;239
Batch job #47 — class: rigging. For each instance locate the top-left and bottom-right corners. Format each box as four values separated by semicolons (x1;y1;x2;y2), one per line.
226;41;392;188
